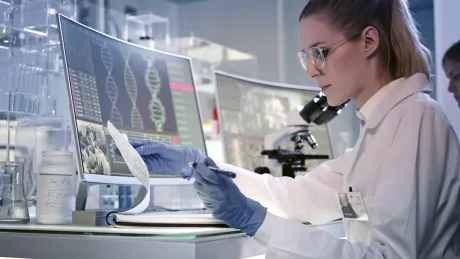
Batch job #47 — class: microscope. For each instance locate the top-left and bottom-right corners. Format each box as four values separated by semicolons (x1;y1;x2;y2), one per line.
255;93;348;178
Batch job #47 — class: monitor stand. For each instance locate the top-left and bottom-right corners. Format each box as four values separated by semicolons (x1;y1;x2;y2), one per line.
76;181;149;210
73;182;114;226
76;181;90;211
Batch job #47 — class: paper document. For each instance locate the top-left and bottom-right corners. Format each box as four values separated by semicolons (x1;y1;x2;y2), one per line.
107;121;150;214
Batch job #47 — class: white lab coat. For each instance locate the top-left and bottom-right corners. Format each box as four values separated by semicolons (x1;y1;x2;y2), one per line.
216;73;460;258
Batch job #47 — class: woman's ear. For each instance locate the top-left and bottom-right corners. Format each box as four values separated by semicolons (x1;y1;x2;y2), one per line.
361;26;380;58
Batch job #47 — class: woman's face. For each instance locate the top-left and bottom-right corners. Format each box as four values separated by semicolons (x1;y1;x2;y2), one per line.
299;16;369;107
443;58;460;108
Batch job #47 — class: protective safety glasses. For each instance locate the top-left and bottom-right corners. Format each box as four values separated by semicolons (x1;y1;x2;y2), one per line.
298;31;362;72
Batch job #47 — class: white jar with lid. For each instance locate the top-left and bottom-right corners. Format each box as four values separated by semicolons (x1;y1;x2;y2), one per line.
36;151;76;224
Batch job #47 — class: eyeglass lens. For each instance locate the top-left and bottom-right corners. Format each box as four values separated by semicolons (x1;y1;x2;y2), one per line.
298;47;325;71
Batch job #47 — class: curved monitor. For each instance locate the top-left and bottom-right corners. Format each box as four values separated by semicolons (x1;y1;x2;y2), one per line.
57;14;206;185
214;71;333;173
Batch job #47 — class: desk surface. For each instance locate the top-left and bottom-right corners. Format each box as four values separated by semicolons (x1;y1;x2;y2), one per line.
0;222;240;239
0;220;344;259
0;223;264;259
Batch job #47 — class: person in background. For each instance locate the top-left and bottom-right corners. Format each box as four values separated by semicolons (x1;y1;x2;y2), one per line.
128;0;460;258
443;40;460;108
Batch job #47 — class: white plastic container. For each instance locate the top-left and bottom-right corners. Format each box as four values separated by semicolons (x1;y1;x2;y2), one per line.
36;151;76;224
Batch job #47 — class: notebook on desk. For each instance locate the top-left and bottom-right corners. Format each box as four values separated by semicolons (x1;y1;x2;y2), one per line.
111;210;228;228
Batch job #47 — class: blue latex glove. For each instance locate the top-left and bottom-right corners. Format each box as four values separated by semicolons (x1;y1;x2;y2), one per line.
193;157;267;236
126;140;205;179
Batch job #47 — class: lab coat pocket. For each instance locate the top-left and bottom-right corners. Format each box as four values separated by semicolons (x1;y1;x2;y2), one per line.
345;195;374;244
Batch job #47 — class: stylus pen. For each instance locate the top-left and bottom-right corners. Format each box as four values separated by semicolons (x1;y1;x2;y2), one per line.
190;162;237;179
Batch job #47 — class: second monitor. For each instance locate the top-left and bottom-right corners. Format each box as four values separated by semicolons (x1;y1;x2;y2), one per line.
214;71;332;173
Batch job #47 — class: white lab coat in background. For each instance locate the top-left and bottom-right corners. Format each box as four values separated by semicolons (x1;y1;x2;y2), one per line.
216;73;460;258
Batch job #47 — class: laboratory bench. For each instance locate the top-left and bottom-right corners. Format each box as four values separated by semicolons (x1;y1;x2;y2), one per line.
0;220;344;259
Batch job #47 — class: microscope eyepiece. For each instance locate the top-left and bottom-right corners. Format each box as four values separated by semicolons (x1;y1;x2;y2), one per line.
299;93;328;124
300;93;349;125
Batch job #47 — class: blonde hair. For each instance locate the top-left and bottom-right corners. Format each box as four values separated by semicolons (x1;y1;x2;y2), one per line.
299;0;432;79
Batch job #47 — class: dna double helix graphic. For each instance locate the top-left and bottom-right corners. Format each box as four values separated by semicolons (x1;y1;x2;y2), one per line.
144;57;166;132
101;44;123;126
123;51;144;129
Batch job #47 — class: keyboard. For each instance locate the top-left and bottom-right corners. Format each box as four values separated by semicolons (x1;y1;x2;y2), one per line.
113;210;225;226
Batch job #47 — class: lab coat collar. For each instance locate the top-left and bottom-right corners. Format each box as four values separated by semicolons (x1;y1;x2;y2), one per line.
365;73;432;129
357;77;404;124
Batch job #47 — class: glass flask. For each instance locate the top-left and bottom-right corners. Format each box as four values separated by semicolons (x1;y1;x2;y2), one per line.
0;161;30;223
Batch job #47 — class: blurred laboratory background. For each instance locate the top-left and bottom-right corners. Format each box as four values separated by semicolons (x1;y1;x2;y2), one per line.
0;0;458;214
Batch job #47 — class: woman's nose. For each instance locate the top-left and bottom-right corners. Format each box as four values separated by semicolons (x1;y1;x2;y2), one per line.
448;81;455;93
306;60;320;78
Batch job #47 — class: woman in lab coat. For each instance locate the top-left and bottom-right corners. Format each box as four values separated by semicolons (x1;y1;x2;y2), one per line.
131;0;460;258
443;41;460;108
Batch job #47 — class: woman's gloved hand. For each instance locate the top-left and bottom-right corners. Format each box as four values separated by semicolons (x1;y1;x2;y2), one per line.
127;140;205;179
193;157;267;236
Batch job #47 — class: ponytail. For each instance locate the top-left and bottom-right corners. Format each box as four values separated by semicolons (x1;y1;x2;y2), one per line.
389;0;432;79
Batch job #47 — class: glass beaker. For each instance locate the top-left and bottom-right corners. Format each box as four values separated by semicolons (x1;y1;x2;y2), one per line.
0;162;30;223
